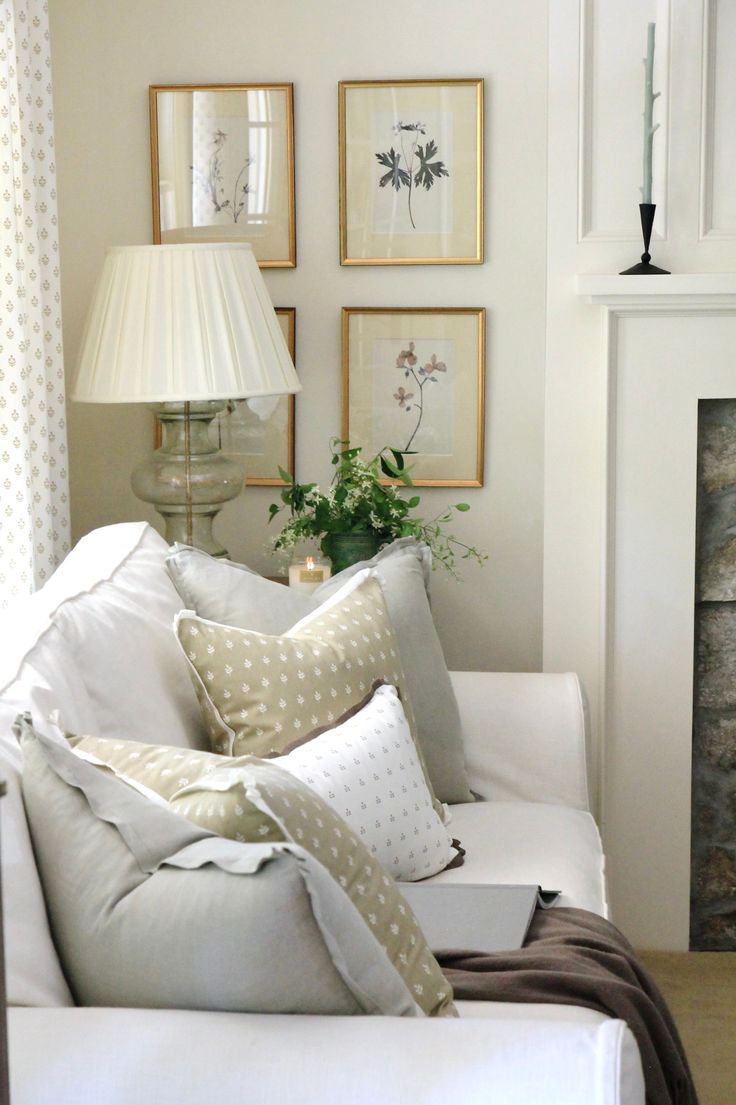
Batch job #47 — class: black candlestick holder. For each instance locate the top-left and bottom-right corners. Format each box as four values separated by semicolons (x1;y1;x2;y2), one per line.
620;203;670;275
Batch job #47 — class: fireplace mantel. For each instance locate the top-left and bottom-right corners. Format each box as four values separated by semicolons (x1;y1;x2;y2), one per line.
568;282;736;949
576;273;736;308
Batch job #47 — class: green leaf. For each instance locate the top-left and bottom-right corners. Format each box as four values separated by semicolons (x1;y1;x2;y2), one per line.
455;502;470;512
413;140;449;191
389;449;405;471
277;466;294;484
268;503;280;520
376;148;411;191
407;495;421;508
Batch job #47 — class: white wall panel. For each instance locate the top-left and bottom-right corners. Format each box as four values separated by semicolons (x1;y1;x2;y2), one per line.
700;0;736;238
579;0;669;242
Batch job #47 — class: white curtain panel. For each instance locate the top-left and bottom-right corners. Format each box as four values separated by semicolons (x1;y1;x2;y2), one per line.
0;0;70;605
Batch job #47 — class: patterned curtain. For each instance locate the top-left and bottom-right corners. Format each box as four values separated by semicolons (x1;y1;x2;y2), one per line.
0;0;70;605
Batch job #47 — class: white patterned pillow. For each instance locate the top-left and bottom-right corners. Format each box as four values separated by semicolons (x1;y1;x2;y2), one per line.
271;684;461;881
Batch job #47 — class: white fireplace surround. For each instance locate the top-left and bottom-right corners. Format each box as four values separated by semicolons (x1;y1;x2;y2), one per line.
544;0;736;953
572;274;736;949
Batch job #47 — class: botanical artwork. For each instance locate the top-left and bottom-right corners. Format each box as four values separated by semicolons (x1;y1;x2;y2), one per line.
150;84;296;267
214;393;289;461
389;340;453;454
343;308;484;486
192;123;253;226
375;121;449;230
339;79;483;265
208;308;295;486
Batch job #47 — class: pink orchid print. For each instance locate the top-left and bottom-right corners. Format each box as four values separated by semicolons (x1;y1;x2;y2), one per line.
419;354;447;376
394;386;414;409
393;343;450;452
396;342;418;372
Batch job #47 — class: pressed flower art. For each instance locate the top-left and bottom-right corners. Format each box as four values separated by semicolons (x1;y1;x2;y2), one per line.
375;121;449;230
339;79;483;265
393;342;449;452
342;308;485;486
151;84;296;267
191;127;254;224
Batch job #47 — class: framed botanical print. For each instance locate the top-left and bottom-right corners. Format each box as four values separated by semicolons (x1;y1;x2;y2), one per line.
150;83;296;267
338;79;483;265
342;308;485;486
154;308;296;486
212;308;296;485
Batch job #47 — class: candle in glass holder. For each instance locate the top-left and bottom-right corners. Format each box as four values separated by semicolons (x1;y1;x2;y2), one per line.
288;554;331;594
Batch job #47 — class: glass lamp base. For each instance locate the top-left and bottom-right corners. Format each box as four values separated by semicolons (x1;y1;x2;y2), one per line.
131;401;244;558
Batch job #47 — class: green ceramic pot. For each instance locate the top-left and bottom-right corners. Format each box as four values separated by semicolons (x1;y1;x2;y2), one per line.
322;531;381;575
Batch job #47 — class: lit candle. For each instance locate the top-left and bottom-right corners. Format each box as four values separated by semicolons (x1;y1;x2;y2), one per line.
641;22;660;206
288;554;332;594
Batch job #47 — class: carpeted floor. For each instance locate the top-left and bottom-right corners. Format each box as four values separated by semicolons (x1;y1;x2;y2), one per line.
637;951;736;1105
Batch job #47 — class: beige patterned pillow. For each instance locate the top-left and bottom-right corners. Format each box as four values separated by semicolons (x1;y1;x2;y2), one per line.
68;735;283;843
175;571;444;821
68;732;455;1017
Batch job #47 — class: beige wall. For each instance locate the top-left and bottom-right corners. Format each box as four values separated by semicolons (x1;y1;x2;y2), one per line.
50;0;548;672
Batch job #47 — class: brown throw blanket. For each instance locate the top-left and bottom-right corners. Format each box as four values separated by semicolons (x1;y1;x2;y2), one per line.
437;908;698;1105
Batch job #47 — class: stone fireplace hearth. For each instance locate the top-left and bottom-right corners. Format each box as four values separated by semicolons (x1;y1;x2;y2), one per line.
692;399;736;949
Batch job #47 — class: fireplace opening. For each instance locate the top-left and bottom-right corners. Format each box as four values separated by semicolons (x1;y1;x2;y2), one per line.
691;398;736;950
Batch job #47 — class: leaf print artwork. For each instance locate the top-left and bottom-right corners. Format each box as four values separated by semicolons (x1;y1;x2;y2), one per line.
394;342;448;452
375;122;449;229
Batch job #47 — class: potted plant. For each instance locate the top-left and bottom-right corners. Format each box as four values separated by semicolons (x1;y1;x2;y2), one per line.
268;439;486;576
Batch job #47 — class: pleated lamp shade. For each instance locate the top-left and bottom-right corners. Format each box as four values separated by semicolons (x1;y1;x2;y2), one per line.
73;243;301;402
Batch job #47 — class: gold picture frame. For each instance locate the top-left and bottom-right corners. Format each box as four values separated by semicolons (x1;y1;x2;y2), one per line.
342;307;485;486
155;308;296;486
338;79;483;266
150;83;296;268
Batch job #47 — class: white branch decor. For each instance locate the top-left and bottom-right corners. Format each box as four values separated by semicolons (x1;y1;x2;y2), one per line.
641;21;661;205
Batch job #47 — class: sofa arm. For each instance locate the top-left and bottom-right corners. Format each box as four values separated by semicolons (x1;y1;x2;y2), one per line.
8;1006;644;1105
449;671;591;811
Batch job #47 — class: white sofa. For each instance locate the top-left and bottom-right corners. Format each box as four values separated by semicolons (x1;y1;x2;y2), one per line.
0;523;646;1105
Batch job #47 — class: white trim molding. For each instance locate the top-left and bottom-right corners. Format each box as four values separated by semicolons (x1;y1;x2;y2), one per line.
577;272;736;306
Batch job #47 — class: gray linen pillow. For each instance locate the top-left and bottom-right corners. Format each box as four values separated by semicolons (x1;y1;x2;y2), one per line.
16;715;453;1017
166;539;473;803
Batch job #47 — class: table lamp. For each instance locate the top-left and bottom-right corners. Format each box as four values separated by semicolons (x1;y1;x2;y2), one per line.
73;243;301;557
